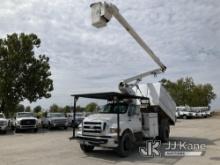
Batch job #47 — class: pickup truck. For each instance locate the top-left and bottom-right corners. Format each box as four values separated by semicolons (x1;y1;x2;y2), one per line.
12;112;38;133
41;112;68;129
0;113;9;134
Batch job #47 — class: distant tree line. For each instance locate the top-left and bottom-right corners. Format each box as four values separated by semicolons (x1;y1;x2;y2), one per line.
161;77;216;107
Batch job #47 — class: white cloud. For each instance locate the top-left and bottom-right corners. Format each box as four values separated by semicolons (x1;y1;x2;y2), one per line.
0;0;219;109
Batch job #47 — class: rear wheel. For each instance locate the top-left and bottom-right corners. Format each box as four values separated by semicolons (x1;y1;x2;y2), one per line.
182;115;187;119
80;144;94;153
117;131;133;157
159;119;170;143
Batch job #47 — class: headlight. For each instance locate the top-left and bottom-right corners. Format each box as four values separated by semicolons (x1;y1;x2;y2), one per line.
16;120;20;125
3;121;7;125
110;127;120;133
78;123;82;131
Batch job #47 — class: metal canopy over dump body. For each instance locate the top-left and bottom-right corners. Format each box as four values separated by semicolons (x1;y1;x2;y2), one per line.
71;92;149;101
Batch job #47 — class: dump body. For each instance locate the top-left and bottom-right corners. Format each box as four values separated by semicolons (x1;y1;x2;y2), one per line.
133;83;176;124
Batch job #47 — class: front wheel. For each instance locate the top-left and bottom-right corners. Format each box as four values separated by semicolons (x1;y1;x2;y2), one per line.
33;128;38;133
1;130;7;134
80;144;94;153
48;123;52;130
15;128;20;133
117;131;133;157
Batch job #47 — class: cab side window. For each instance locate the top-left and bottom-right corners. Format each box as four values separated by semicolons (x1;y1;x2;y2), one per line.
128;105;140;116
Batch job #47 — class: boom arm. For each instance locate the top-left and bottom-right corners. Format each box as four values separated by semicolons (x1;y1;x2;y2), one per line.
90;2;166;85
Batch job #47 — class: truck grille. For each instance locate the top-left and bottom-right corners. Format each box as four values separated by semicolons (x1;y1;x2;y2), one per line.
53;119;66;124
21;119;36;125
83;121;102;134
0;121;5;126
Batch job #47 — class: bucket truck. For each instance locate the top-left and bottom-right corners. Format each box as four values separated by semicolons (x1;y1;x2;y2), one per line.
71;2;176;157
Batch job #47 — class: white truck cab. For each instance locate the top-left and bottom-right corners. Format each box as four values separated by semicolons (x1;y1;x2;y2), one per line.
0;113;9;134
77;102;145;148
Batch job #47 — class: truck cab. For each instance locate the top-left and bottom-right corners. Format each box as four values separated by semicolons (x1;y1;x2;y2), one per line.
77;102;143;148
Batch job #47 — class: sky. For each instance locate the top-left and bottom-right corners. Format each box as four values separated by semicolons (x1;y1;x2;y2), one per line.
0;0;219;110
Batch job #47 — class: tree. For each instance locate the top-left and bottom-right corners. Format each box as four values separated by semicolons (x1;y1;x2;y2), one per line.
76;105;84;112
0;33;53;116
161;77;216;106
85;102;98;112
63;105;71;113
49;104;60;112
25;106;32;112
33;105;42;113
15;104;25;113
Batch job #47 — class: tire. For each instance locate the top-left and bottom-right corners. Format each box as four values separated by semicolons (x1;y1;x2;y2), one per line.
183;115;187;119
33;128;38;133
2;130;7;134
48;123;52;130
64;126;67;130
159;119;170;143
117;131;133;157
80;144;94;153
15;128;20;133
41;122;45;128
11;125;15;131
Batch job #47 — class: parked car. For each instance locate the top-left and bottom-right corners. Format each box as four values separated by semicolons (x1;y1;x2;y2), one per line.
12;112;38;133
197;111;207;118
178;110;189;119
206;110;213;117
0;113;9;134
41;113;68;129
66;112;85;127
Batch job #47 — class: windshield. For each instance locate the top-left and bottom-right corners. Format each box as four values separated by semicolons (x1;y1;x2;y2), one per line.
67;113;83;117
17;113;34;118
0;114;4;118
76;114;83;117
48;113;65;118
99;103;128;114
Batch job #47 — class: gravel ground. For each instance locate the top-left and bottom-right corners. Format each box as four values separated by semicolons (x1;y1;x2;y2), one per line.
0;116;220;165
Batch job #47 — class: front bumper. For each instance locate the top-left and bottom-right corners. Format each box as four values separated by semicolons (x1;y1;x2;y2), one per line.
16;125;37;130
51;123;67;128
76;133;118;148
